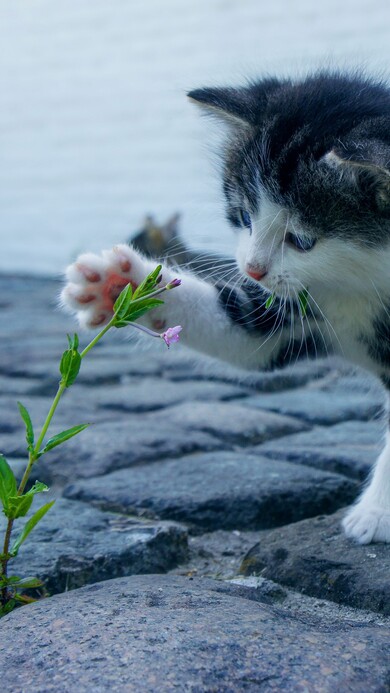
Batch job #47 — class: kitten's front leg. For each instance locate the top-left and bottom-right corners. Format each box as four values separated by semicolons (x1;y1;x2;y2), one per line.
343;426;390;544
61;244;279;370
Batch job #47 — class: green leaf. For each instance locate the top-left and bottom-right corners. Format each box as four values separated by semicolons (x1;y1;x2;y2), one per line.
59;347;81;387
114;299;164;327
0;455;17;513
113;283;133;317
0;599;17;616
40;424;89;454
6;494;33;519
10;501;55;556
0;575;20;588
265;294;275;309
67;333;79;351
6;481;49;519
13;576;43;589
132;265;162;300
298;289;309;318
17;402;34;451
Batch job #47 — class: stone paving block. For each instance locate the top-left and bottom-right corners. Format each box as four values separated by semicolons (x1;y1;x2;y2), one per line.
35;401;307;485
255;419;384;480
240;509;390;615
74;377;249;414
242;387;383;425
1;575;389;693
64;451;358;531
37;419;224;486
152;400;309;445
0;498;188;595
0;374;42;396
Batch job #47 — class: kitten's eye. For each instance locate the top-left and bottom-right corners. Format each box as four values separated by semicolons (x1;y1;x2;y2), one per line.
286;232;316;252
238;209;252;232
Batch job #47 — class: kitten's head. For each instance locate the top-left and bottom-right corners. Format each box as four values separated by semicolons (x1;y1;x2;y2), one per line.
189;72;390;298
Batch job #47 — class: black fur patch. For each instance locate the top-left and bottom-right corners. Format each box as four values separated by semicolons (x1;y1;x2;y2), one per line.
217;282;290;334
197;71;390;244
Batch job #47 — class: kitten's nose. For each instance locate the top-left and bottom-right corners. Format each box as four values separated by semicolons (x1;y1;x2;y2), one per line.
246;264;267;281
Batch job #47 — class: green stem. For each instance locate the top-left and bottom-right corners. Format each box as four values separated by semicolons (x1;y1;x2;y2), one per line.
17;382;66;496
80;317;115;359
1;276;173;607
0;517;14;602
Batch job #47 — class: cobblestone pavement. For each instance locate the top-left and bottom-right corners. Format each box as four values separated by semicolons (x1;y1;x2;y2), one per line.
1;274;390;692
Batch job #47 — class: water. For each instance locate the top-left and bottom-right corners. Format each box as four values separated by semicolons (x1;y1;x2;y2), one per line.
0;0;389;275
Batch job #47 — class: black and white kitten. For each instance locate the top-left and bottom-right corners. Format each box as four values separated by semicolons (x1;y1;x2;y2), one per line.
62;71;390;544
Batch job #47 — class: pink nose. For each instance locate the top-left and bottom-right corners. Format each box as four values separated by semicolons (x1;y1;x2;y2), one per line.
246;265;267;281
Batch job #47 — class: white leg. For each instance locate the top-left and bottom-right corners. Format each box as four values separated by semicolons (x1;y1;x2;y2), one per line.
60;244;283;370
343;429;390;543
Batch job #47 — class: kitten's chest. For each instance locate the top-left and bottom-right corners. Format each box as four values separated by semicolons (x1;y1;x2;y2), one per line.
316;294;382;371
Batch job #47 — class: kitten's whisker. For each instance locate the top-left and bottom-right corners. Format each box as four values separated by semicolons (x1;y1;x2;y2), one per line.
295;279;343;356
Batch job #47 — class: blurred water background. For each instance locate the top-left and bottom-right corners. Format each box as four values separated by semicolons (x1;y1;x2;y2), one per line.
0;0;389;276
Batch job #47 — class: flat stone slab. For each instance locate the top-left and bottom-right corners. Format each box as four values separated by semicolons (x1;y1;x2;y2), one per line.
73;377;249;413
1;499;188;595
240;510;390;615
37;401;306;485
243;386;383;425
255;419;383;480
64;451;357;531
1;575;389;693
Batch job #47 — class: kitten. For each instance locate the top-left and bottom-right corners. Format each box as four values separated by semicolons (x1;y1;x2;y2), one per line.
62;71;390;544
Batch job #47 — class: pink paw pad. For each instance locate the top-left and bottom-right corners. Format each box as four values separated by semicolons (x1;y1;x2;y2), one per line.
76;265;102;283
101;273;137;310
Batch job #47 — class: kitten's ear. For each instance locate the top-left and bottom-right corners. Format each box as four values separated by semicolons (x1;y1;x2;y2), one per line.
322;147;390;210
188;79;281;129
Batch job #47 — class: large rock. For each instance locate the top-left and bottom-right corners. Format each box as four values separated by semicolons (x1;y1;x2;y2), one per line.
240;510;390;615
1;499;188;595
1;575;389;692
64;451;357;531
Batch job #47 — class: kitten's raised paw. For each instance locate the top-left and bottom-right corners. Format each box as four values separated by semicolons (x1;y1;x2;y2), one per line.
342;500;390;544
61;244;149;328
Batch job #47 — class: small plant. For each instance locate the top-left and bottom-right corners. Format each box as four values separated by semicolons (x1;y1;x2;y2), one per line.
0;266;181;616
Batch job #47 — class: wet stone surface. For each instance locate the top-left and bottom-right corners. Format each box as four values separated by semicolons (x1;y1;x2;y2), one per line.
1;575;390;693
1;273;389;689
64;451;358;531
0;498;188;595
240;510;390;615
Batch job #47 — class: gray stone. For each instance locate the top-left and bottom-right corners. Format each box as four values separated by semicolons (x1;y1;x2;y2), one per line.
1;498;188;595
170;528;271;581
242;387;383;424
255;419;383;480
74;377;249;413
0;374;42;396
152;400;309;445
1;575;389;693
38;401;307;485
64;451;358;531
183;357;335;390
240;509;390;615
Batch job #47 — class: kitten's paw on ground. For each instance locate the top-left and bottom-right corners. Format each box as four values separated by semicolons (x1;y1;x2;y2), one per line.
61;244;149;328
342;500;390;544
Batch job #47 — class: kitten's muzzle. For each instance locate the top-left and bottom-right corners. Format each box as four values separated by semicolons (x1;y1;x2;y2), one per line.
245;264;268;282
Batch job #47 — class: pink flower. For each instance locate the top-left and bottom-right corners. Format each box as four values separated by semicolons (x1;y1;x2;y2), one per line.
166;278;182;290
161;325;182;347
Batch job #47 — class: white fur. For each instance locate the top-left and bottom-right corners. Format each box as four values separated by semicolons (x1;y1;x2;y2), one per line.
343;432;390;543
